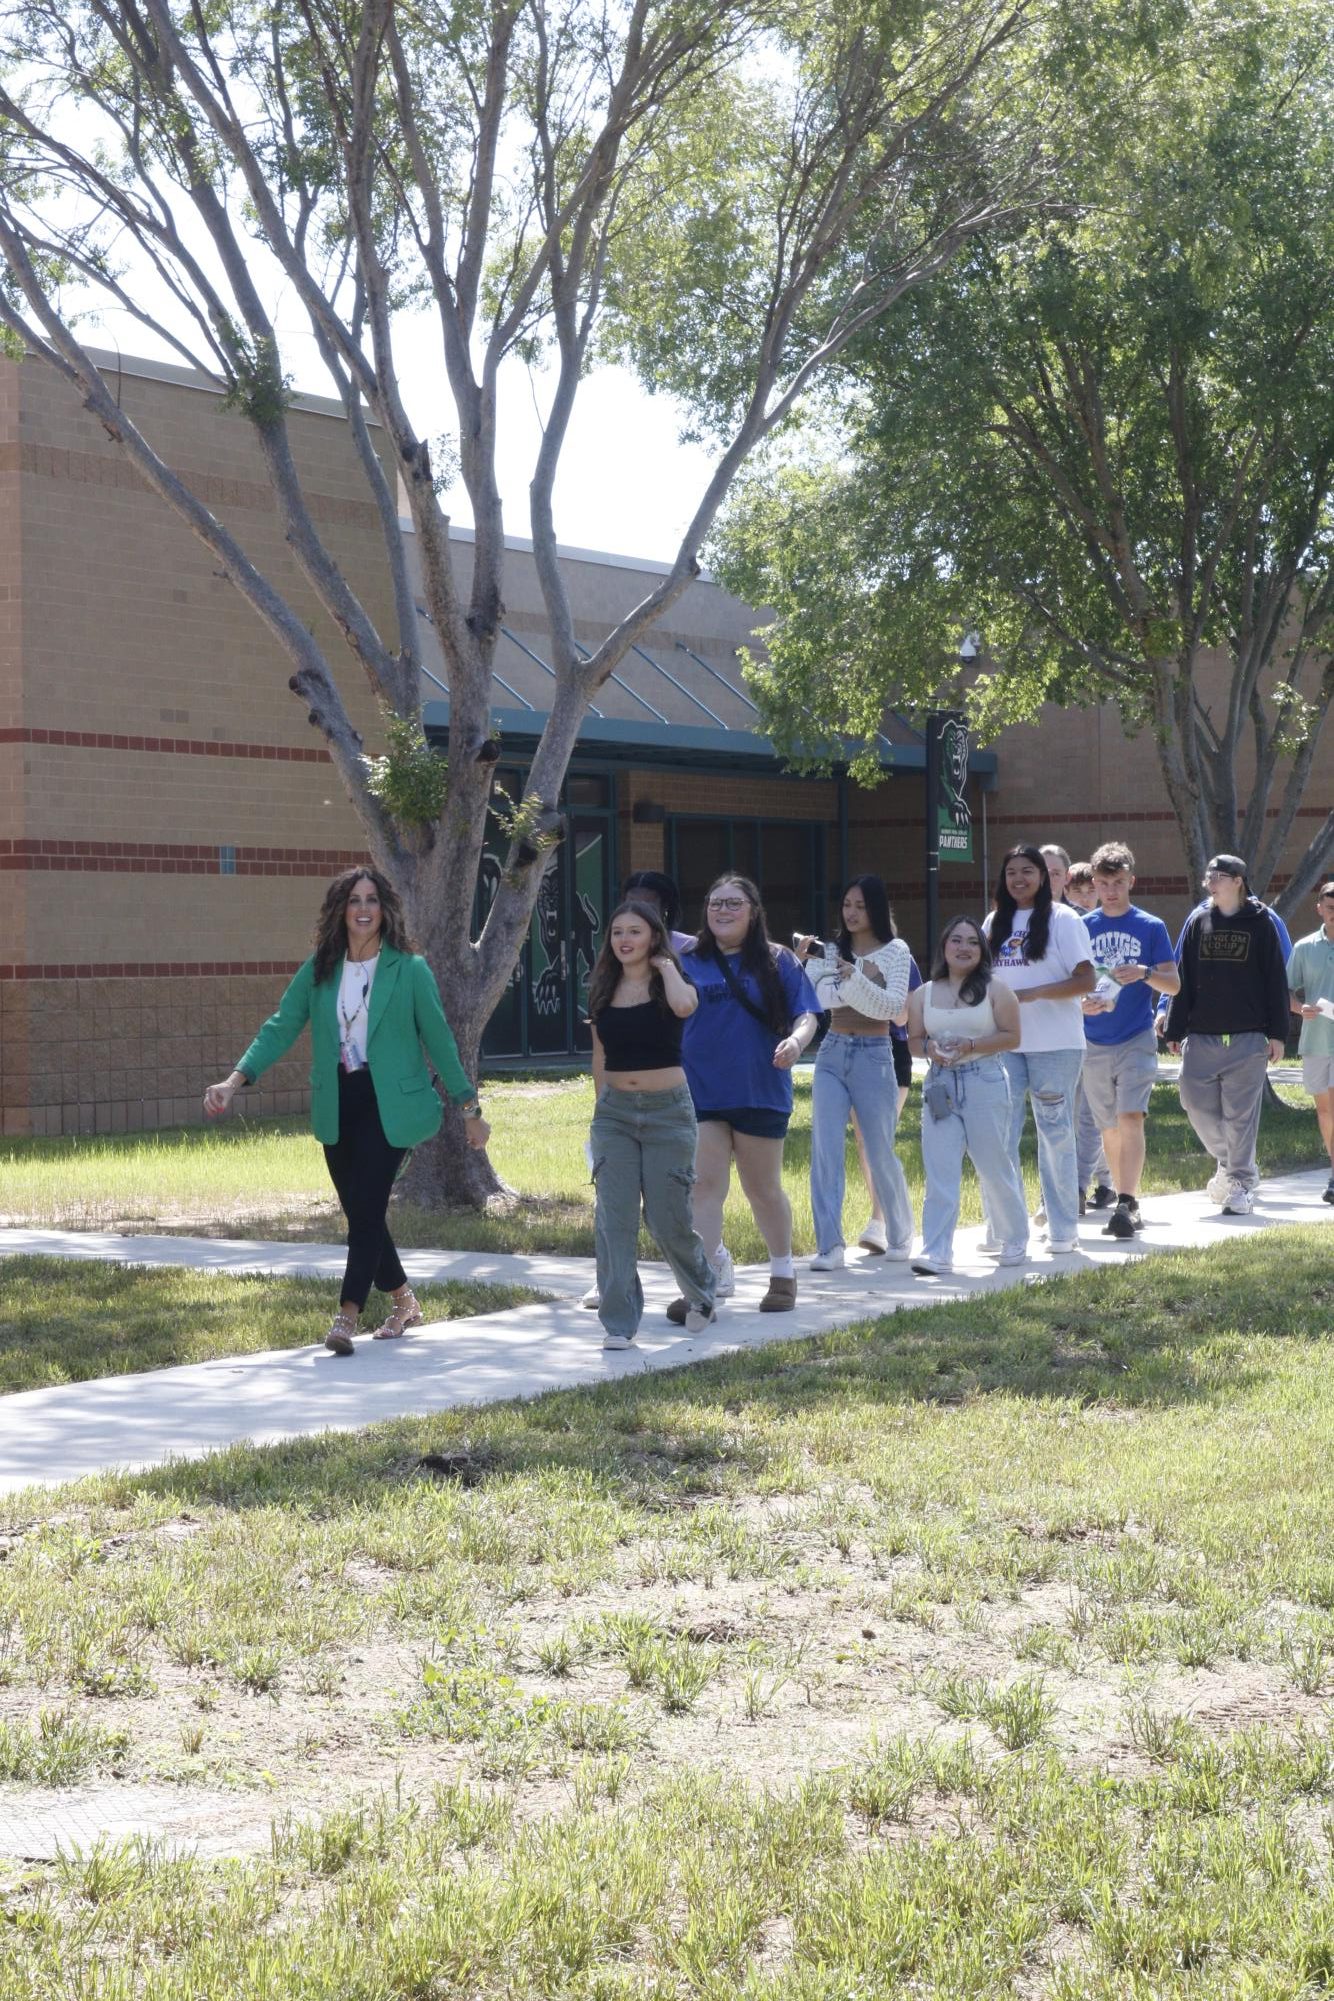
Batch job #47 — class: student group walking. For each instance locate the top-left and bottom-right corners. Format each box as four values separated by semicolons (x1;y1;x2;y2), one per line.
205;849;1334;1356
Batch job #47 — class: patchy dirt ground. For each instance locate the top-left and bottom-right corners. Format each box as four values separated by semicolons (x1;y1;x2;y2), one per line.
0;1493;1325;1863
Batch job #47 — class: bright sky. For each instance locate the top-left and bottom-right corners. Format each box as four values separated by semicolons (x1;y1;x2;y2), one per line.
90;283;722;568
429;357;721;565
41;60;729;569
374;305;722;561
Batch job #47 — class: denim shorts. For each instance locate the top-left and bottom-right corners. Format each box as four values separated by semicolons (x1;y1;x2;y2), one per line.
696;1105;790;1139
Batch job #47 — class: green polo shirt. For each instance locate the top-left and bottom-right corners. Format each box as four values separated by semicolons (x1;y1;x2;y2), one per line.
1286;928;1334;1055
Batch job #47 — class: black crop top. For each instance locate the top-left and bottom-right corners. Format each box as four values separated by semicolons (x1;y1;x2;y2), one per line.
594;999;684;1071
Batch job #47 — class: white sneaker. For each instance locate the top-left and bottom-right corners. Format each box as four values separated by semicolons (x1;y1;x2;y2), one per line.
911;1256;953;1275
810;1246;844;1271
601;1330;634;1350
979;1238;1003;1258
1222;1180;1254;1215
1047;1240;1078;1255
883;1244;913;1262
1206;1164;1231;1204
685;1305;717;1333
997;1249;1027;1267
858;1219;888;1253
712;1246;736;1297
580;1285;601;1310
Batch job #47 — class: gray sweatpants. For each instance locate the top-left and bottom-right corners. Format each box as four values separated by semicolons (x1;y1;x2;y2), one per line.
590;1083;716;1341
1177;1032;1269;1191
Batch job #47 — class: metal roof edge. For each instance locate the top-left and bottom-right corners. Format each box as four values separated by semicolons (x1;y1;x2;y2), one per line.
421;700;998;777
401;517;717;583
73;345;368;422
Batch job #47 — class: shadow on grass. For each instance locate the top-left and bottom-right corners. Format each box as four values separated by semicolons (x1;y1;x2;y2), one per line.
104;1229;1334;1516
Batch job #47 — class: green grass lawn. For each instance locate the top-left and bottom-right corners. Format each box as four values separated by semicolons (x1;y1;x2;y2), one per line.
1;1073;1324;1262
0;1232;1332;1993
0;1259;543;1393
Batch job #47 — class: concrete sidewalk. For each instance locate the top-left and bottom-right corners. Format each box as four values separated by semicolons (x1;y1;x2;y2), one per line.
0;1226;593;1299
1;1168;1330;1495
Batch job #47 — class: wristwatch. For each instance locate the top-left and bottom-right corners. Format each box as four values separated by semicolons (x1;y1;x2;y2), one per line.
460;1099;482;1119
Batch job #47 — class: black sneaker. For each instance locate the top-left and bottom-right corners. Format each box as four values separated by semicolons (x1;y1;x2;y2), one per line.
1104;1198;1140;1239
1324;1175;1334;1206
1089;1184;1117;1211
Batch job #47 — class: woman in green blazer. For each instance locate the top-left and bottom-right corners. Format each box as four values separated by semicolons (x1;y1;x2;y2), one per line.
204;867;490;1355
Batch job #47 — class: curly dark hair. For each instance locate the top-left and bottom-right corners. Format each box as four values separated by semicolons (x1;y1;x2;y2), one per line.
989;844;1054;963
311;866;416;984
930;914;993;1008
586;900;681;1022
689;874;794;1036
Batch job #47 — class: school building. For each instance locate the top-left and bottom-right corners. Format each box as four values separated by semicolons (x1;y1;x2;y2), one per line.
0;350;1327;1135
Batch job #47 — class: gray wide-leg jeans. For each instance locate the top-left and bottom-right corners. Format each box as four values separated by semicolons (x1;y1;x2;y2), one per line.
1178;1032;1269;1190
590;1083;717;1341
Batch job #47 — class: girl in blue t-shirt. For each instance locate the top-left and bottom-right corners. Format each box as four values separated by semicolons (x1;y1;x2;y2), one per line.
678;875;820;1313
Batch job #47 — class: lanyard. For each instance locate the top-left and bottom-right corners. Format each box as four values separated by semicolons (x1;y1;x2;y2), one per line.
340;965;372;1041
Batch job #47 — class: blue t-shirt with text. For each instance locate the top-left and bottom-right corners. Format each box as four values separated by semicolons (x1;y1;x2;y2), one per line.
680;948;820;1115
1082;905;1174;1046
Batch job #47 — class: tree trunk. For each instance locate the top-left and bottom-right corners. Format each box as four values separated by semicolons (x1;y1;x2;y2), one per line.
396;1100;514;1209
393;946;517;1212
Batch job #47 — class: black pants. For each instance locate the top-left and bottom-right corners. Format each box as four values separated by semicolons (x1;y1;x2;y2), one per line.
322;1069;408;1310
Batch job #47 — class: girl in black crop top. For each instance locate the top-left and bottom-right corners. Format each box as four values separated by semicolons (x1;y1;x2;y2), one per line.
584;901;717;1348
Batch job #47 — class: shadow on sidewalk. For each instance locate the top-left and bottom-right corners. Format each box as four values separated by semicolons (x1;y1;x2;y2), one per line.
81;1226;1333;1517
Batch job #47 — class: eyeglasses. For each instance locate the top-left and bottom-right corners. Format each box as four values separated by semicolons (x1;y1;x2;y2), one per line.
707;897;749;912
1203;869;1238;882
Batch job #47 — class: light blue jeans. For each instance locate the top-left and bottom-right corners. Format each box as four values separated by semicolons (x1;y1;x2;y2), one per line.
920;1057;1029;1266
1001;1047;1085;1246
811;1032;914;1254
1076;1082;1111;1194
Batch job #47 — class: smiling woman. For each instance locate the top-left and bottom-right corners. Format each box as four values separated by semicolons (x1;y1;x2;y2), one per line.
202;867;491;1358
983;845;1097;1255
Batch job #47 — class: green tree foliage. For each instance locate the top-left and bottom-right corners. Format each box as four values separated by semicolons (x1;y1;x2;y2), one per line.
715;0;1334;910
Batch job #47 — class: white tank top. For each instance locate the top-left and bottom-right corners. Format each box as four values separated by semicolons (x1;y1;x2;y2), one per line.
922;981;996;1043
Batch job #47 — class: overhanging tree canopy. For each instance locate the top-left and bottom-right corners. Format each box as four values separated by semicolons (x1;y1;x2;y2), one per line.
714;0;1334;915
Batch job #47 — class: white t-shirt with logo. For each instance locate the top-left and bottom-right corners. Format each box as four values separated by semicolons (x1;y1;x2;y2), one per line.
983;904;1093;1052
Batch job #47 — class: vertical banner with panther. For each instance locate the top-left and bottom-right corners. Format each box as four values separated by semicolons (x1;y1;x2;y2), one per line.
934;713;973;861
924;711;973;964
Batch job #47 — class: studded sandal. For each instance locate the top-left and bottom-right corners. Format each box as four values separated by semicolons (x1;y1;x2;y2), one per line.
324;1309;359;1357
372;1286;424;1341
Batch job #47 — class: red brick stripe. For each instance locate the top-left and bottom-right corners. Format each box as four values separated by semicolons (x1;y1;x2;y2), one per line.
0;961;303;981
983;807;1326;826
0;841;368;876
0;727;329;762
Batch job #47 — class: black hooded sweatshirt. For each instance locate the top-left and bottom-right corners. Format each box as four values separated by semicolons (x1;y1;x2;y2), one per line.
1163;896;1289;1043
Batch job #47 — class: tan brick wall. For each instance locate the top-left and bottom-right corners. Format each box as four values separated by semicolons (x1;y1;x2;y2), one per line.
0;970;308;1138
983;674;1334;941
1;353;396;1131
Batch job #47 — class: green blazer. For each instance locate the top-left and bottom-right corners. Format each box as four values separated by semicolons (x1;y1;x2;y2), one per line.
236;943;474;1147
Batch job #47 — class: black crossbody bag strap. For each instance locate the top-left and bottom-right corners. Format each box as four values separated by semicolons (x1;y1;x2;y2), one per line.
714;950;790;1037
